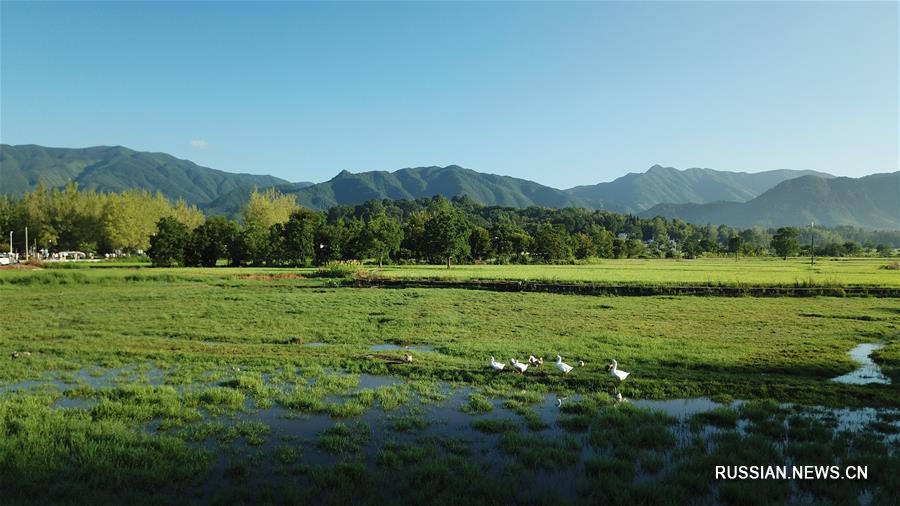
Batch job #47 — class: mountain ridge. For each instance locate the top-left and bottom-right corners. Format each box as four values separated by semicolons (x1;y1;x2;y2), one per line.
566;164;834;213
2;144;893;229
640;173;900;230
0;144;289;205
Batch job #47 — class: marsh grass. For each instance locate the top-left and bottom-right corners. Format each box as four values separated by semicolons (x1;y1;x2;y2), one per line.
375;440;436;469
390;411;430;432
2;264;899;504
499;432;580;470
461;393;494;414
690;406;739;429
273;444;301;466
317;422;370;454
0;394;209;504
216;421;271;446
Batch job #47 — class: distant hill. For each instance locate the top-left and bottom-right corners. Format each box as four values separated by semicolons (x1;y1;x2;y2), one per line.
565;165;833;213
641;173;900;230
287;165;584;210
3;144;892;229
0;144;288;206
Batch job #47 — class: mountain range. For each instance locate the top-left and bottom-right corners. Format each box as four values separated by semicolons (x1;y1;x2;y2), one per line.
567;165;832;214
0;144;302;207
641;173;900;230
1;144;896;229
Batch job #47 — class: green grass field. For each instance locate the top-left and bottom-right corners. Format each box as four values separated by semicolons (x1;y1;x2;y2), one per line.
376;257;900;287
1;264;898;504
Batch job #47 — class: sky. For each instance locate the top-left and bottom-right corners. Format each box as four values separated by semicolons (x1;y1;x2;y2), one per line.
1;1;897;188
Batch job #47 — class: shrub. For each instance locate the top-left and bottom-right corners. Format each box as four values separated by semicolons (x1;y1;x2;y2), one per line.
308;261;360;278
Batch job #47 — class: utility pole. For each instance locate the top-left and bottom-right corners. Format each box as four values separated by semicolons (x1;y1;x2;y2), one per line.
24;227;28;261
810;222;815;266
8;231;12;255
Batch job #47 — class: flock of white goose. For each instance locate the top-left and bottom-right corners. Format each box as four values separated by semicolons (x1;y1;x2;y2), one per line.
489;354;630;402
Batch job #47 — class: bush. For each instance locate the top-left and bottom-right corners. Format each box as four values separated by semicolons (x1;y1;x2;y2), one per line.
308;261;361;278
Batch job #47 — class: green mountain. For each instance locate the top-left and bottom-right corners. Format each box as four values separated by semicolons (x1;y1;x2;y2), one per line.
288;165;584;210
4;144;891;229
565;165;833;213
0;144;288;205
641;173;900;229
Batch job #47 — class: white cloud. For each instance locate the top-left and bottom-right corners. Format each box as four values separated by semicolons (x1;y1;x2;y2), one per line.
190;139;209;149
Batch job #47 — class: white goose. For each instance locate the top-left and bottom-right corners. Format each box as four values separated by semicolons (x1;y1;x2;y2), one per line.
510;358;529;374
607;359;630;381
555;355;573;374
490;356;506;371
528;355;543;366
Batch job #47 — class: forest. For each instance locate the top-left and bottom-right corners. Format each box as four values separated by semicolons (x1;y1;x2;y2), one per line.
1;183;897;267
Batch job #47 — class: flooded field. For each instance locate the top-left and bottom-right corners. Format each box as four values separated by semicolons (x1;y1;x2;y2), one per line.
4;362;899;504
2;270;898;504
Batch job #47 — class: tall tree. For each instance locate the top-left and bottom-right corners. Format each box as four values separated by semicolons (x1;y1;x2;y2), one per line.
282;208;324;266
589;225;614;258
771;227;800;259
532;223;571;262
400;210;428;260
573;232;596;260
361;213;403;267
468;226;492;262
242;188;298;229
423;197;470;268
185;217;238;267
148;217;189;267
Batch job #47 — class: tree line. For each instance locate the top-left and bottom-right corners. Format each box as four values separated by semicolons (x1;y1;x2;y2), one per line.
146;190;897;267
0;182;204;255
2;185;896;266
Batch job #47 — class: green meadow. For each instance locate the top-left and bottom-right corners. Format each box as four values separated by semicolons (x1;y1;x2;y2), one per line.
378;257;899;287
1;262;898;504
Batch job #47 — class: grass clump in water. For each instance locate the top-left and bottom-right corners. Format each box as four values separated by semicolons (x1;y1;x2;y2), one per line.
589;405;675;455
317;422;370;454
376;440;436;469
391;412;430;432
191;387;246;412
499;432;580;470
461;393;493;414
690;407;739;429
218;421;270;446
273;445;301;465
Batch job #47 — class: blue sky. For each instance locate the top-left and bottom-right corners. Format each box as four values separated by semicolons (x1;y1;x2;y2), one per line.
2;1;897;188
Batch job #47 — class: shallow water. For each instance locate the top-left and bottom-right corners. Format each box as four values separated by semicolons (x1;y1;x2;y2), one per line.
6;365;899;503
52;396;95;409
831;343;891;385
632;397;730;418
369;343;436;353
0;364;167;394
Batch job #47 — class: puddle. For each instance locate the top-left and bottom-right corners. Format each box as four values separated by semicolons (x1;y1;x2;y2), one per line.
355;374;402;391
831;343;891;385
369;343;436;353
52;397;95;409
302;342;329;347
0;365;167;394
631;397;731;418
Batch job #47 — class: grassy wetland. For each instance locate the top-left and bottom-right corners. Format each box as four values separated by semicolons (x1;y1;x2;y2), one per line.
1;260;898;505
